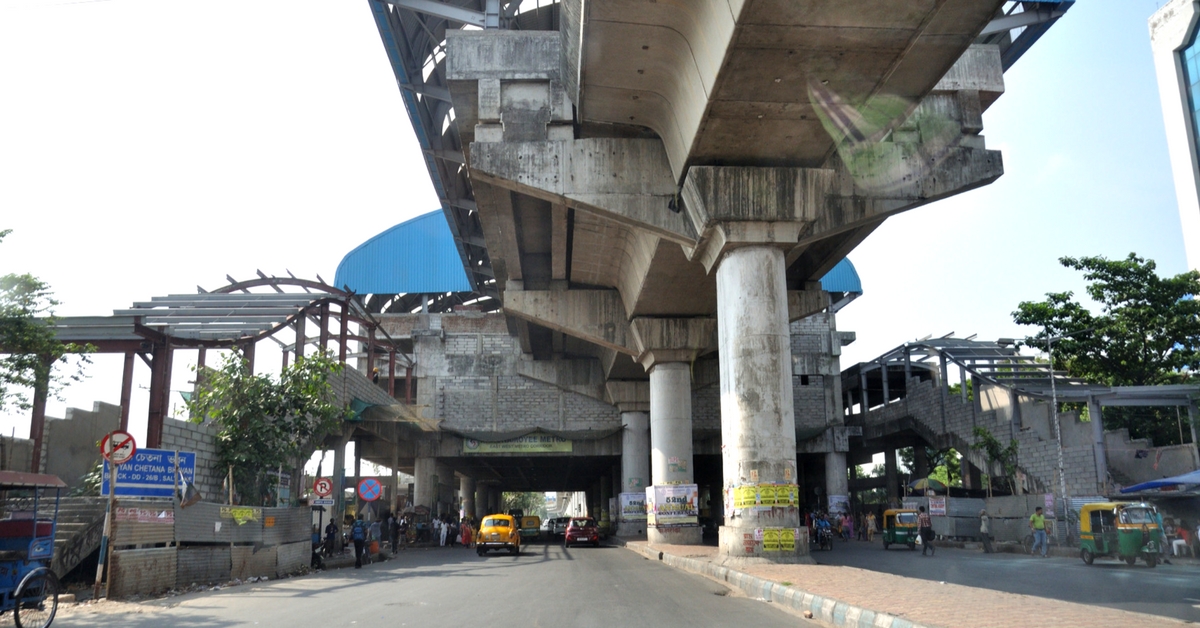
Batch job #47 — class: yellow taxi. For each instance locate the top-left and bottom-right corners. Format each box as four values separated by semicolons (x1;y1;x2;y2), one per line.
476;513;521;556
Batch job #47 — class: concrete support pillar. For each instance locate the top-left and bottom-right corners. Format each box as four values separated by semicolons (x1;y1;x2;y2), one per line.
824;452;849;515
354;438;364;518
460;476;476;521
914;446;930;480
647;362;702;545
715;246;802;563
608;381;651;537
331;428;353;549
1086;397;1108;493
599;474;612;535
474;484;489;520
489;487;500;513
620;411;650;494
1189;404;1200;470
884;448;899;506
962;460;982;491
436;463;454;515
413;457;437;513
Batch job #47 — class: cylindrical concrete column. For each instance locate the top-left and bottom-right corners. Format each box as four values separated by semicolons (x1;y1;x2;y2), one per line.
648;362;701;545
650;363;694;485
460;476;476;521
914;446;930;480
716;246;803;563
619;411;649;537
599;475;612;535
825;452;849;515
884;448;899;506
332;437;349;549
475;483;489;520
413;457;437;512
435;463;454;515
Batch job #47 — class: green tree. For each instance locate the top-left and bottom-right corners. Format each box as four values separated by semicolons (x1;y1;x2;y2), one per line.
971;426;1019;496
0;229;90;413
187;350;349;505
1013;253;1200;444
899;446;961;487
501;492;547;519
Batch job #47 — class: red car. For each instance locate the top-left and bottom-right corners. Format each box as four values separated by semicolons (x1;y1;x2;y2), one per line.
564;517;600;547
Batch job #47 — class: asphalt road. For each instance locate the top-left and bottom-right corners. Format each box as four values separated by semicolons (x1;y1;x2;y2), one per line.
812;537;1200;622
51;541;814;628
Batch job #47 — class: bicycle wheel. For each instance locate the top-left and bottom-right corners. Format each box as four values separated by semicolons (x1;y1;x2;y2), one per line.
14;568;59;628
1023;535;1034;554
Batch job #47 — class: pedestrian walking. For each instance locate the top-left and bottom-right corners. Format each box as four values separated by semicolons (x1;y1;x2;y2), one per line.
324;520;339;555
917;506;935;556
351;515;368;568
979;509;993;553
866;511;877;542
1029;506;1048;557
439;516;449;547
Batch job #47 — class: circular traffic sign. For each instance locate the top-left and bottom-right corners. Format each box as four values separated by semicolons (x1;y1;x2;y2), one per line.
100;430;137;465
357;478;382;502
313;477;333;498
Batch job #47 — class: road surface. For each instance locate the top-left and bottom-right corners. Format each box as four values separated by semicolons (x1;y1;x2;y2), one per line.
813;537;1200;622
53;541;814;627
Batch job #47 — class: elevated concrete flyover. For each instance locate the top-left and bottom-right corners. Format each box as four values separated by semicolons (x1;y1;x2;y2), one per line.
369;0;1070;563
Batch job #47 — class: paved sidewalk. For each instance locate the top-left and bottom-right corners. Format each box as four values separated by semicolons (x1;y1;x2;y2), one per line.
620;541;1188;628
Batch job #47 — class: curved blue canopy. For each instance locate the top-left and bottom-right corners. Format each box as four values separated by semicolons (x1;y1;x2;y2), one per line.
334;211;472;295
1120;469;1200;493
819;258;863;295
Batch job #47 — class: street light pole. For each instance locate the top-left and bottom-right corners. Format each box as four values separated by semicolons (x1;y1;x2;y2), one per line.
1045;327;1093;546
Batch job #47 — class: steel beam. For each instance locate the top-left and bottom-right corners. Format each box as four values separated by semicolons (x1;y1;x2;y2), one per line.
146;343;169;448
28;358;50;473
383;0;486;27
980;6;1069;36
119;352;135;432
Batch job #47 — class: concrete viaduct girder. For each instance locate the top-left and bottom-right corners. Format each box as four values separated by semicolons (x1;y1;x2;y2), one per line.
383;0;1017;562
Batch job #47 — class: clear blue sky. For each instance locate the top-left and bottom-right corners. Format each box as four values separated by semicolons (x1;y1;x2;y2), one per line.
840;0;1188;366
0;0;1189;445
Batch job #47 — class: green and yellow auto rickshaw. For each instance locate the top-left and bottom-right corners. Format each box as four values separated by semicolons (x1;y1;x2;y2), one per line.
882;508;919;550
1079;502;1162;568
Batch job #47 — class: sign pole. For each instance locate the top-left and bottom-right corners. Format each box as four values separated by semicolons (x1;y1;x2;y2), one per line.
93;461;116;600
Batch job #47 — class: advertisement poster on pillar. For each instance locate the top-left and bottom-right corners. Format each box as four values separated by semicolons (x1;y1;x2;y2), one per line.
646;485;698;527
619;492;647;521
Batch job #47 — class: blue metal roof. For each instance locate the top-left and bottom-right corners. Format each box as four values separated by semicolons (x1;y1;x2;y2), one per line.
819;258;863;295
334;211;473;295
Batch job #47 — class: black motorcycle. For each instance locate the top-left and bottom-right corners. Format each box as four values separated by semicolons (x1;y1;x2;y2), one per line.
816;526;834;551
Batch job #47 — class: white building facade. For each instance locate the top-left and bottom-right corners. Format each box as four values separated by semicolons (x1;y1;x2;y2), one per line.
1152;0;1200;271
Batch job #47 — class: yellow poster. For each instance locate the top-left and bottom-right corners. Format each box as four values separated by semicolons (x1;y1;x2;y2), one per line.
758;485;777;507
780;528;796;551
220;506;262;526
763;528;781;552
734;486;758;509
785;485;799;506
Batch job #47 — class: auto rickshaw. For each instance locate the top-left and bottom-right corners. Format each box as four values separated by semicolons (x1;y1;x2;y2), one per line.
882;508;919;550
519;516;541;541
1079;502;1163;567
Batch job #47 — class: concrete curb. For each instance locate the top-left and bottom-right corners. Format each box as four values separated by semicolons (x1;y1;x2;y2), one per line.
618;540;941;628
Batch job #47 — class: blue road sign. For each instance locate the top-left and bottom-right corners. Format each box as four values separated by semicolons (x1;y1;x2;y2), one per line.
102;449;196;498
357;477;382;502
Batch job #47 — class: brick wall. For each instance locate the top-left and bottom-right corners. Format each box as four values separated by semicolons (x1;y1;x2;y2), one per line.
862;377;1101;496
790;314;845;434
161;419;224;502
411;312;619;431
